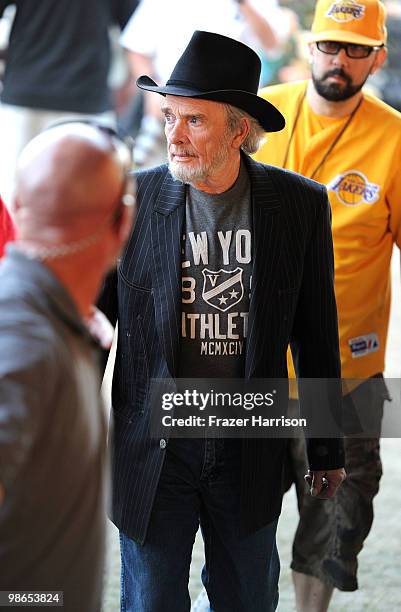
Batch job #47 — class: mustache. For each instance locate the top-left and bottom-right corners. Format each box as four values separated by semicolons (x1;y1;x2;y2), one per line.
322;68;352;84
170;148;196;157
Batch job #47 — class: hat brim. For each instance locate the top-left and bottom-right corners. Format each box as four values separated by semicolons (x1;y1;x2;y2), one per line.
137;75;285;133
305;30;384;46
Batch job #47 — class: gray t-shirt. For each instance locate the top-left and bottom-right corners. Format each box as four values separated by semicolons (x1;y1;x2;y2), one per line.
0;248;107;612
179;162;252;378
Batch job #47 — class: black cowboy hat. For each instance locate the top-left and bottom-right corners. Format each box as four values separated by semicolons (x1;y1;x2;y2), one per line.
136;30;285;133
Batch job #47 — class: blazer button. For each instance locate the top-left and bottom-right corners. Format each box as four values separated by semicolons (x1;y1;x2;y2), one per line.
160;439;167;449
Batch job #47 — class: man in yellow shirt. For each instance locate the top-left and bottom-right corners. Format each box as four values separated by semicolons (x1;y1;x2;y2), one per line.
254;0;401;610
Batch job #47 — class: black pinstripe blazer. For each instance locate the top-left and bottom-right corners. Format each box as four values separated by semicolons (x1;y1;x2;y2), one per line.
98;154;344;544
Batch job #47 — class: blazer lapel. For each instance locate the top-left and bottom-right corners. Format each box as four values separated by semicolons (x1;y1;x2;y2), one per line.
243;157;283;379
150;172;186;378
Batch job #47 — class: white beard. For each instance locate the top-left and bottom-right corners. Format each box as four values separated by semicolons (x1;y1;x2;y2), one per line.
168;136;232;185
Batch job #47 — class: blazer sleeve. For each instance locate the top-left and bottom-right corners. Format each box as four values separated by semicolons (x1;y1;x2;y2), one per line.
290;187;345;470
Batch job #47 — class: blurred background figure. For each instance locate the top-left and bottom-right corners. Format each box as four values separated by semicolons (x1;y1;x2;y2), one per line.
0;193;14;257
0;0;139;205
119;0;296;167
0;122;135;610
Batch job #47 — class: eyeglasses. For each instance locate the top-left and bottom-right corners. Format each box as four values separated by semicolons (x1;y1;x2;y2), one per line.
46;119;136;225
316;41;383;59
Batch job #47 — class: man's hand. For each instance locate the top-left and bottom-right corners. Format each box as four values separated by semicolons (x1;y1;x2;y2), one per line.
305;468;346;499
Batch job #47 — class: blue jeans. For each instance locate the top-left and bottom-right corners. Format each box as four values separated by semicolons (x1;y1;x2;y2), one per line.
120;438;280;612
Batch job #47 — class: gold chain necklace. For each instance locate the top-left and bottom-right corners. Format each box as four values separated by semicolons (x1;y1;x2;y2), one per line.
282;86;363;180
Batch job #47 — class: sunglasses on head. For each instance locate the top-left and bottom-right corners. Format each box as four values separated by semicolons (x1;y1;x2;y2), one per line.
316;40;384;59
46;119;136;224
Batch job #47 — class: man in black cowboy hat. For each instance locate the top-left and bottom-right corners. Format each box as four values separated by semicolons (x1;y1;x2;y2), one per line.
98;30;345;611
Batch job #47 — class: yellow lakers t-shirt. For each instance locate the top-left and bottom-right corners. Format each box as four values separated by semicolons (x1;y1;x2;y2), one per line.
254;80;401;382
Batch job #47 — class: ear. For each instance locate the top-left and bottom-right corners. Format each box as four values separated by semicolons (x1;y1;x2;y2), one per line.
106;203;136;272
370;46;387;75
117;202;136;246
307;42;315;63
231;117;250;150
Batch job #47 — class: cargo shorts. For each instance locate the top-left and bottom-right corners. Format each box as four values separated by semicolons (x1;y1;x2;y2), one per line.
284;375;389;591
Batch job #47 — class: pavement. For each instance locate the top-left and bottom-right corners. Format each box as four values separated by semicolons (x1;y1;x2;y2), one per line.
102;254;401;611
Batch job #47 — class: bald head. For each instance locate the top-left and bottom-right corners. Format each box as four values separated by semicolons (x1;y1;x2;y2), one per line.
13;123;126;242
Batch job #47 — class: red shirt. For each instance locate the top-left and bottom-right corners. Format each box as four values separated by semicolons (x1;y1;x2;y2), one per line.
0;196;15;257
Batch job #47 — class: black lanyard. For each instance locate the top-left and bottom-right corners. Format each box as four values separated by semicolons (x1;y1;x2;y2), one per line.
282;86;363;180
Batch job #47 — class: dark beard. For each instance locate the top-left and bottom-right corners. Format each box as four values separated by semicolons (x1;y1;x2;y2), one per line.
312;68;365;101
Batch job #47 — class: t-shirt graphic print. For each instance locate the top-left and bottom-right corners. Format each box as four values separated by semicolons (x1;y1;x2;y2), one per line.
178;162;252;379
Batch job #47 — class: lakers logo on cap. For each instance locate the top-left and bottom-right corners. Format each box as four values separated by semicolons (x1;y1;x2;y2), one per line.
328;171;380;206
326;0;366;22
